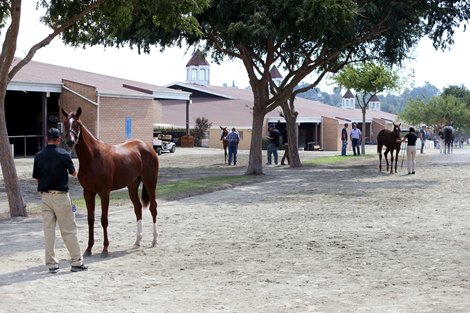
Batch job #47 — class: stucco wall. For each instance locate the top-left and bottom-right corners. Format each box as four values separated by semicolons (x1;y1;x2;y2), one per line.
372;118;387;144
322;116;340;151
208;127;252;150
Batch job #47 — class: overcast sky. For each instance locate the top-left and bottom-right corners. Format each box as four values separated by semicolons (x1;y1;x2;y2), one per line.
6;3;470;93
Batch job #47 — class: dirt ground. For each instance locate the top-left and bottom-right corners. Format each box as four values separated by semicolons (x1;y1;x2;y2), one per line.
1;146;470;312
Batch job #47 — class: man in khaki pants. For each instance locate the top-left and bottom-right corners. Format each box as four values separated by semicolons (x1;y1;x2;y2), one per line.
32;128;88;273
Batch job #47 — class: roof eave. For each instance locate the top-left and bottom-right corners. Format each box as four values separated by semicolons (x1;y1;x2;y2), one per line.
153;90;191;101
165;82;237;100
7;81;62;93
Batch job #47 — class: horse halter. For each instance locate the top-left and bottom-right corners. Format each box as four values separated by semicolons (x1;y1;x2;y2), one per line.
65;117;81;147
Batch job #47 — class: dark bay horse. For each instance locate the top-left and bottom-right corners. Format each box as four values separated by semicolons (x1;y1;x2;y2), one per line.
443;125;454;154
220;126;228;163
62;107;159;257
377;123;402;173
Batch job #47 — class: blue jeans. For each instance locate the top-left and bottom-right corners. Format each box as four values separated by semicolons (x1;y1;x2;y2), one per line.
341;140;348;156
228;142;238;164
267;143;278;164
352;138;360;155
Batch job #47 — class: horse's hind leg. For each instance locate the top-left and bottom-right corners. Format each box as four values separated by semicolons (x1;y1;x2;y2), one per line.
141;176;158;247
128;180;144;247
378;152;382;172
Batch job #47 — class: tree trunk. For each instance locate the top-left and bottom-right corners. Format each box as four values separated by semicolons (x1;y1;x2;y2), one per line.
361;106;367;155
245;107;265;175
280;101;301;167
0;92;27;217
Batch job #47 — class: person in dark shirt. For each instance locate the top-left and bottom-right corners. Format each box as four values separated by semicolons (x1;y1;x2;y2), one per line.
280;127;289;165
438;127;444;153
419;126;426;154
341;123;348;156
266;124;280;165
32;128;88;273
400;127;418;174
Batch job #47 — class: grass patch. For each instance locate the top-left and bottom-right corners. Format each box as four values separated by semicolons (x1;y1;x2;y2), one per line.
303;154;374;166
98;175;256;206
23;176;255;216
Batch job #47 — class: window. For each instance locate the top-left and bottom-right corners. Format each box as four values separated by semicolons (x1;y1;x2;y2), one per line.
199;69;205;81
191;69;197;81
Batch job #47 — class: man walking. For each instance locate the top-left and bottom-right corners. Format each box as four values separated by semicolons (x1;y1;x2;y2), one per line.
281;127;289;165
350;123;362;156
226;127;240;165
33;128;88;273
419;126;426;154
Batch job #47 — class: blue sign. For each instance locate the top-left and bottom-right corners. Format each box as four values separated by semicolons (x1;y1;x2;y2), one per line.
125;117;132;139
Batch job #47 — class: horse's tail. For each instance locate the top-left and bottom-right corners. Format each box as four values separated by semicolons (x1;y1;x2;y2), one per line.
141;184;150;208
137;177;149;208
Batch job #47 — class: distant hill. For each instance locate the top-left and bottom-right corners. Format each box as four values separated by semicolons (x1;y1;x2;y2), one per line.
296;81;440;114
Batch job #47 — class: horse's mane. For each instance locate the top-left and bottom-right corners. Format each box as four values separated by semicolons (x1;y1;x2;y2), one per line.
75;118;106;144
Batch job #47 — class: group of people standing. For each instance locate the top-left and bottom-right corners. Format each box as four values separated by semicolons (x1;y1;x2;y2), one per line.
222;123;289;167
341;122;362;156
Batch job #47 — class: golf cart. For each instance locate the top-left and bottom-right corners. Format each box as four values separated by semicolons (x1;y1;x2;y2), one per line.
152;131;176;155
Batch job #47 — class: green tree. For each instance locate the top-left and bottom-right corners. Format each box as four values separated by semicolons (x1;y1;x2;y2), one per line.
333;63;400;154
442;85;470;107
0;0;208;217
47;0;470;174
193;117;212;147
399;95;470;131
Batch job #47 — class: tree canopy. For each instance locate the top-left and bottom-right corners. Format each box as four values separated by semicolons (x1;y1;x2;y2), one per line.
333;62;400;153
442;85;470;107
56;0;470;174
399;85;470;131
333;63;400;101
0;0;208;217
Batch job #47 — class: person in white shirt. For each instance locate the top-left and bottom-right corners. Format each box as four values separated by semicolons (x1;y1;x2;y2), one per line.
350;123;362;156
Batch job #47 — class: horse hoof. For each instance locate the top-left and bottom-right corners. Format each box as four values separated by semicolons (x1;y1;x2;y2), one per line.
132;243;141;249
100;251;109;258
83;250;92;257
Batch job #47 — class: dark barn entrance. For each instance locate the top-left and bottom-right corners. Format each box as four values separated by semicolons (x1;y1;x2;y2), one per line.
6;91;60;157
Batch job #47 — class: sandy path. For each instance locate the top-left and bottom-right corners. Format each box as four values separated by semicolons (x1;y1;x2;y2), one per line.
1;147;470;312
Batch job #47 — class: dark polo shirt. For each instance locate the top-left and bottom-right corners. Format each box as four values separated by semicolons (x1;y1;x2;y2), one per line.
32;145;75;192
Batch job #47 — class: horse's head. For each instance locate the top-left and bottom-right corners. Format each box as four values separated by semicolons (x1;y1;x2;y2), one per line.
393;122;401;138
61;107;82;149
220;126;228;141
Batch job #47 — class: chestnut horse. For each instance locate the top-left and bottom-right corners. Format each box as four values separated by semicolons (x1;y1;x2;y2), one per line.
62;107;159;257
220;126;228;163
377;123;401;173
